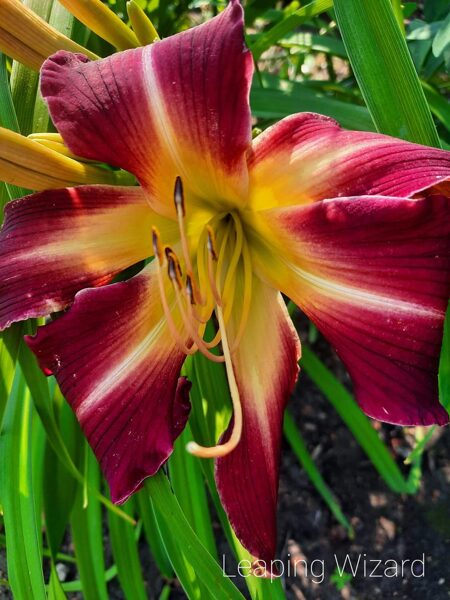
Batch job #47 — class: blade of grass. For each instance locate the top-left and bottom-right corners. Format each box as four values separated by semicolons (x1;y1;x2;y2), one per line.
333;0;440;146
283;411;353;536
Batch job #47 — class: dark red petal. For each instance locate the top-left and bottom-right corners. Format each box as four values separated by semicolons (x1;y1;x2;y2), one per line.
26;265;191;502
248;113;450;210
215;276;301;565
0;185;162;331
248;194;450;425
40;1;252;214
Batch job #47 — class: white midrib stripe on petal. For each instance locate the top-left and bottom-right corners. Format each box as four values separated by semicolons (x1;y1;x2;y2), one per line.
142;46;207;200
76;312;168;419
290;262;443;319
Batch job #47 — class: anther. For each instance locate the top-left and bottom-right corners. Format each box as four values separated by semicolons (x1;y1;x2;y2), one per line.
167;252;183;290
174;175;185;218
186;275;195;305
206;225;218;261
151;226;163;263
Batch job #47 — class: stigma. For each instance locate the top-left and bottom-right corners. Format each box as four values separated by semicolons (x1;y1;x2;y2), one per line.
152;176;253;459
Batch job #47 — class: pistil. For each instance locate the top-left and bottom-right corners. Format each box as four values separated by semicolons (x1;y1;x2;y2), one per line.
186;303;243;458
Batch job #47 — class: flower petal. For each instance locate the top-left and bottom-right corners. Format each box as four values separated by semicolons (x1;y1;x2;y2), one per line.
0;185;176;330
248;113;450;210
215;276;300;565
247;195;450;425
26;264;191;503
40;1;253;215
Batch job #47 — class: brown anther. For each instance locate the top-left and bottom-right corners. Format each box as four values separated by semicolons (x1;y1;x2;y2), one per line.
166;248;183;289
167;256;180;289
151;226;163;263
174;175;185;217
206;225;218;261
186;275;196;305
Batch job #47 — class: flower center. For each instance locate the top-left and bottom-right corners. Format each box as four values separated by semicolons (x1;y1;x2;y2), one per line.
151;176;253;459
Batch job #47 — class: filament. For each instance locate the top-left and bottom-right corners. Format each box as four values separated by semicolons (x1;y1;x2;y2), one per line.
155;255;196;356
171;278;225;363
230;241;253;351
174;176;204;306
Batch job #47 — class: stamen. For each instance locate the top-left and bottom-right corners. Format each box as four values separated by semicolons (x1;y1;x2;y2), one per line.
151;226;163;263
219;214;243;322
206;225;222;306
185;276;211;325
173;175;205;306
230;241;253;351
186;304;243;459
174;175;185;218
185;275;195;305
171;279;225;363
154;244;196;356
206;225;218;261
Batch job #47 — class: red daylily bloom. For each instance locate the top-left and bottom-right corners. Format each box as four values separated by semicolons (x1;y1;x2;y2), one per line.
1;0;450;570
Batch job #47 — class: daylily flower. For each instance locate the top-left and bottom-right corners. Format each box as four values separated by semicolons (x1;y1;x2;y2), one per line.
1;0;450;569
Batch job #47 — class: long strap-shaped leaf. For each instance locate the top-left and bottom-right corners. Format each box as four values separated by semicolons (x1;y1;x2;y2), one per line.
333;0;440;146
0;369;46;600
147;471;246;600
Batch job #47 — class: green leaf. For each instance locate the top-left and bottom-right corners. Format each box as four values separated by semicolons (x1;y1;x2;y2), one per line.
250;0;333;60
251;76;376;131
0;324;23;425
10;0;53;136
107;498;148;600
334;0;440;146
169;425;218;558
432;11;450;57
0;368;46;600
147;471;245;600
70;444;108;600
43;397;81;560
136;489;174;579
